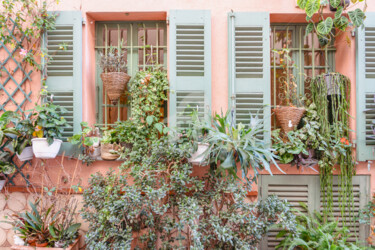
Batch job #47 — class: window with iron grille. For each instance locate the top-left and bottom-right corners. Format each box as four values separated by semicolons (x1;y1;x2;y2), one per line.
95;21;167;126
270;24;336;128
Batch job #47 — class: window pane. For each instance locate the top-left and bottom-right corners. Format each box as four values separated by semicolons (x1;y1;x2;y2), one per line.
103;28;127;47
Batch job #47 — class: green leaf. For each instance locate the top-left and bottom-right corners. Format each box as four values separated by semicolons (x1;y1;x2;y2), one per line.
297;0;308;9
316;17;333;35
330;0;341;8
305;0;320;17
154;123;163;133
348;8;365;27
146;115;154;125
334;6;343;19
305;23;314;37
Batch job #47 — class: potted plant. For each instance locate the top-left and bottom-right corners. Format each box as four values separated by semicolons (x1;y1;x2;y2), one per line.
8;199;81;249
100;129;120;160
13;114;35;161
69;122;101;160
113;120;137;151
187;109;209;165
31;94;70;159
0;152;16;191
273;48;305;133
100;45;131;105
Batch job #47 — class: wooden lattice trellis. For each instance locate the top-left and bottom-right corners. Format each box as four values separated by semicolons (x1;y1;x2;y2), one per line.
0;18;33;186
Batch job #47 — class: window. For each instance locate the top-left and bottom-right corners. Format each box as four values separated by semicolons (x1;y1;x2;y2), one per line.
270;25;336;128
95;22;167;125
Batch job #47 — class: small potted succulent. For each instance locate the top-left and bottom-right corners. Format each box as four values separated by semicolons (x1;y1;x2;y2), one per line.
100;45;131;105
13;114;35;161
68;122;101;159
273;48;305;133
31;94;69;159
100;129;120;160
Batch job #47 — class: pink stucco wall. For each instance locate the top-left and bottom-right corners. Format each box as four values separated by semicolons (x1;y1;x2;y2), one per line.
3;0;374;195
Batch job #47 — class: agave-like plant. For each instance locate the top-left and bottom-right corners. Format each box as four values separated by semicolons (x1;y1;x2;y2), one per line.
195;110;283;183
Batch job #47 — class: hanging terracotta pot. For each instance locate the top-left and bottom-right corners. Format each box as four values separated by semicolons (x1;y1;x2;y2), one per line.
100;72;131;105
274;106;306;133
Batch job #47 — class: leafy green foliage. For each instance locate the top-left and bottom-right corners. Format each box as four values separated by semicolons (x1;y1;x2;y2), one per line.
330;0;341;8
317;17;334;35
33;94;69;145
82;137;297;249
358;195;375;246
13;113;34;154
348;8;366;27
305;0;320;17
277;204;365;249
0;111;20;174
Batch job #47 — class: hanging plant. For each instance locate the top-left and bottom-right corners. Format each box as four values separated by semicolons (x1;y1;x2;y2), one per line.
310;72;354;223
297;0;366;46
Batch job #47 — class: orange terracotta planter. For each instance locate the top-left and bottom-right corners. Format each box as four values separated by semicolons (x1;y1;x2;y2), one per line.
11;236;80;250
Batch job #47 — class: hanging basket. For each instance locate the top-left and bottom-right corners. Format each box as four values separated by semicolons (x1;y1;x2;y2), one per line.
274;106;306;133
100;72;131;105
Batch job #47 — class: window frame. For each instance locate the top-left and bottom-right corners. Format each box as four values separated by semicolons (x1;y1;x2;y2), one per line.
95;21;167;126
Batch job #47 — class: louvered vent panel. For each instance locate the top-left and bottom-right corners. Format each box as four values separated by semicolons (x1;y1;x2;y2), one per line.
235;93;264;139
176;91;204;130
176;25;204;76
320;184;361;242
50;91;74;141
47;25;74;77
235;26;263;78
266;184;309;249
365;93;375;145
365;27;375;78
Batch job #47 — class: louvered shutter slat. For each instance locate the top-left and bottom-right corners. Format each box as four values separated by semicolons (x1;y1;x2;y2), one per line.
228;12;271;144
45;11;82;156
169;10;211;130
357;13;375;160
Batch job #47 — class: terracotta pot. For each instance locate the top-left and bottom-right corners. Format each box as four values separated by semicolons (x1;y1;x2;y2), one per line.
35;242;48;247
100;72;131;105
11;235;80;250
101;143;120;160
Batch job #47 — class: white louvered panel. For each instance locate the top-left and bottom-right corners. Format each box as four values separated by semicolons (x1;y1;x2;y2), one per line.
266;183;310;249
235;93;264;139
365;27;375;78
235;26;263;78
320;184;361;242
176;25;204;76
47;25;74;77
365;93;375;145
51;91;74;141
176;91;204;130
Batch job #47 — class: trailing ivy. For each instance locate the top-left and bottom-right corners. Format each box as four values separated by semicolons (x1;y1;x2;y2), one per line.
310;73;354;223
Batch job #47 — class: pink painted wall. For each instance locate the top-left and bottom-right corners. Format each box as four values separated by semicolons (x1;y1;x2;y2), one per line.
6;0;375;194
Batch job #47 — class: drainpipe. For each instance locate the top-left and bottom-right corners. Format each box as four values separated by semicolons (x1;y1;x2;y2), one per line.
229;11;236;125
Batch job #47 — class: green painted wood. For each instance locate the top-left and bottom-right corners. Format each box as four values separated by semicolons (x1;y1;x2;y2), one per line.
169;10;211;130
228;12;271;145
357;12;375;161
45;11;82;156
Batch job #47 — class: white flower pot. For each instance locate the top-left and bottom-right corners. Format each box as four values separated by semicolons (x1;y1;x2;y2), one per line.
0;179;6;191
189;143;209;165
32;138;62;159
16;146;34;161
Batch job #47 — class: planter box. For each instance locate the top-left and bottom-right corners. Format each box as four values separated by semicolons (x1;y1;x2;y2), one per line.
11;236;80;250
32;138;62;159
16;146;33;161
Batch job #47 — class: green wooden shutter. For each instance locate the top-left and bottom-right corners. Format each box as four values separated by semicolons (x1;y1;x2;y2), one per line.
357;12;375;161
169;10;211;130
259;175;320;249
228;12;271;143
45;11;82;156
259;175;370;249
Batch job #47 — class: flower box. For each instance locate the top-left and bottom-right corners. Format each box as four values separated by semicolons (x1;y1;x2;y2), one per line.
11;235;81;250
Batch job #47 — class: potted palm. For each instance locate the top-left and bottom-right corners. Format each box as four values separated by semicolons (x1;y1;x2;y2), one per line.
31;94;69;159
273;48;305;133
100;45;131;105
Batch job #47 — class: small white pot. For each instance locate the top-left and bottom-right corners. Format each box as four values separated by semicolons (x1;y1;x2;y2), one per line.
189;143;209;165
16;146;34;161
0;179;6;191
32;138;63;159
